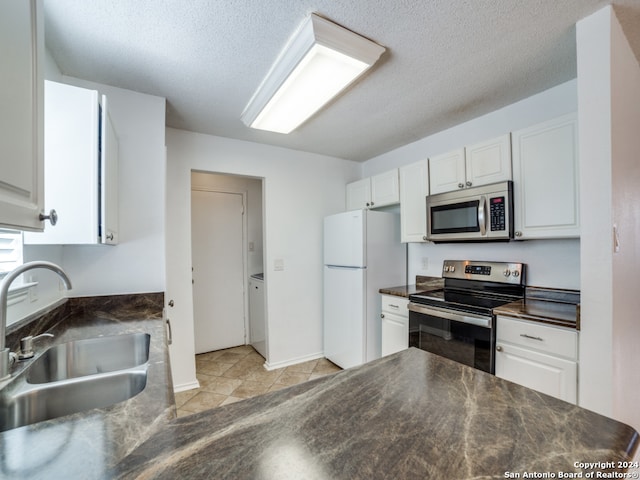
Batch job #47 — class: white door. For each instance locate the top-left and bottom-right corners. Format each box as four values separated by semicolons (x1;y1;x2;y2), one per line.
191;190;245;354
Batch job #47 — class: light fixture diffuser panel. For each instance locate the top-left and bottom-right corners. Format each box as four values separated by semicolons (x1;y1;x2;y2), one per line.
241;13;385;134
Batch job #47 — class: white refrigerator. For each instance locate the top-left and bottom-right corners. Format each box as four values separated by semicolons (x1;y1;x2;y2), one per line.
323;209;406;369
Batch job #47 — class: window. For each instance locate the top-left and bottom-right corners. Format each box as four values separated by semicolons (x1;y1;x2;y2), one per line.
0;229;24;279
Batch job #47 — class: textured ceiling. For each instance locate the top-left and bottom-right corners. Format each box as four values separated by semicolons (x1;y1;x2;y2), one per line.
44;0;640;162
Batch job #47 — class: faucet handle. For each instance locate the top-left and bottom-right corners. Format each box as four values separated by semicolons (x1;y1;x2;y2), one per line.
18;333;54;360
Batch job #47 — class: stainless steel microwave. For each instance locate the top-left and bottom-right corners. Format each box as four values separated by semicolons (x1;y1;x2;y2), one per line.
426;181;514;242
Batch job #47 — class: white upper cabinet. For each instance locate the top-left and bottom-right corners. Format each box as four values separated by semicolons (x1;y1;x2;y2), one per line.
399;159;429;242
428;135;512;195
24;81;119;245
346;169;399;210
428;148;465;195
0;0;45;231
465;134;512;188
346;178;371;211
511;113;579;239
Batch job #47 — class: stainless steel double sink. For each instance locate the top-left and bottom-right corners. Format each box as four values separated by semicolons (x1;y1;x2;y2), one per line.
0;332;150;432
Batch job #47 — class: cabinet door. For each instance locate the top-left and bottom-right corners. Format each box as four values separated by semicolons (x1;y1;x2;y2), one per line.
511;114;579;239
370;169;399;208
346;178;370;210
400;160;429;242
381;311;408;357
100;95;119;244
0;0;45;231
495;342;577;403
428;148;465;195
24;81;100;244
465;134;512;188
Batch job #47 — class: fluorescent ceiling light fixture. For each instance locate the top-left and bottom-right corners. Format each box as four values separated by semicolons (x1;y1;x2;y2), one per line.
241;13;386;134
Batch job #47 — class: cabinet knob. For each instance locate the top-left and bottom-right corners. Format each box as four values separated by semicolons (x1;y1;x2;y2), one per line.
366;202;370;207
457;183;464;189
496;346;503;352
466;181;472;187
422;235;427;241
380;313;385;318
168;300;174;307
39;209;58;226
106;233;114;241
515;231;523;237
370;201;375;206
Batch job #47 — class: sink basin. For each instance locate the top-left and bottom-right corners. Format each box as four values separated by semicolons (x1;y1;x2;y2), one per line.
27;332;150;384
0;367;147;432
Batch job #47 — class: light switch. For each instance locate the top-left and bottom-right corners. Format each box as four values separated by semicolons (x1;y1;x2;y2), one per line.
274;258;284;271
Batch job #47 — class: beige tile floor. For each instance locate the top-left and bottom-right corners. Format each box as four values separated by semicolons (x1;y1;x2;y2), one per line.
174;345;342;417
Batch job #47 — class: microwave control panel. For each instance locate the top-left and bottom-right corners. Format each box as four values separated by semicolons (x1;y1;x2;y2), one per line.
489;196;506;231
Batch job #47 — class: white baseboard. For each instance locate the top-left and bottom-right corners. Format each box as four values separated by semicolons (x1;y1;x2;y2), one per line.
264;351;325;371
173;379;200;393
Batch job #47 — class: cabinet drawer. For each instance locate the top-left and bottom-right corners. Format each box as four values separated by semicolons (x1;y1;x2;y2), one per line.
496;315;577;360
380;295;409;317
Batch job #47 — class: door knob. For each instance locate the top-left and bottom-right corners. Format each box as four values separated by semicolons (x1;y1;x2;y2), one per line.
39;209;58;226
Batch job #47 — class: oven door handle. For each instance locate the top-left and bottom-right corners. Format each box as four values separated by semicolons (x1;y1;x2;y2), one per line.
408;302;492;328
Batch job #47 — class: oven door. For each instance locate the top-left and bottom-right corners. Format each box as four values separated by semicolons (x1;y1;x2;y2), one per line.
408;303;495;373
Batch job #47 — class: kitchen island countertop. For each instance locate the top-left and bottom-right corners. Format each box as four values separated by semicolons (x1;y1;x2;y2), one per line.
113;347;638;479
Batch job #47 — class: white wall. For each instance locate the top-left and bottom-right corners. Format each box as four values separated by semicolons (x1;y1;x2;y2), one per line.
166;129;359;389
610;6;640;432
576;5;615;419
577;6;640;430
363;80;581;289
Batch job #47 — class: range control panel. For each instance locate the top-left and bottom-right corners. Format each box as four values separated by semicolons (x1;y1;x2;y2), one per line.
442;260;525;285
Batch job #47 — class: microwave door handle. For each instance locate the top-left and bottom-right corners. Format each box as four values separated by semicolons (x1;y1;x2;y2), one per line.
478;196;487;236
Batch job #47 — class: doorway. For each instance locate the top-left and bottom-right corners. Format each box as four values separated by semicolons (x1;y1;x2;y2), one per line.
190;171;265;357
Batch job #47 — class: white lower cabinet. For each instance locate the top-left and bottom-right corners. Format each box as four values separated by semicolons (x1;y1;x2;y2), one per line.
381;295;409;356
495;315;578;404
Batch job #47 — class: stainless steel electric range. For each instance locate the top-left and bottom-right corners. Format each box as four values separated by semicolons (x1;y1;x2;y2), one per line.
408;260;526;374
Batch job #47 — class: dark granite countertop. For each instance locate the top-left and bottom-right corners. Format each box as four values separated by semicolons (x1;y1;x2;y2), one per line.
113;347;638;479
379;275;444;298
0;294;174;480
494;286;581;330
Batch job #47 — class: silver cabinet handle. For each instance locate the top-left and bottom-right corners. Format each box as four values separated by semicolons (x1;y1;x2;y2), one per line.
168;299;174;307
380;313;385;318
166;318;173;345
520;333;544;341
106;233;114;241
458;183;464;189
515;231;523;238
422;235;427;241
389;304;399;309
39;209;58;226
466;181;472;187
496;345;503;352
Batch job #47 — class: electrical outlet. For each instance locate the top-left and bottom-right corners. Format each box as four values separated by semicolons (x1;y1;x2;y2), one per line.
422;257;429;270
274;258;284;271
249;241;255;252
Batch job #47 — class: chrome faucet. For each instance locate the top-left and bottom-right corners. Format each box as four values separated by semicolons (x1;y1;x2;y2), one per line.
0;261;72;381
